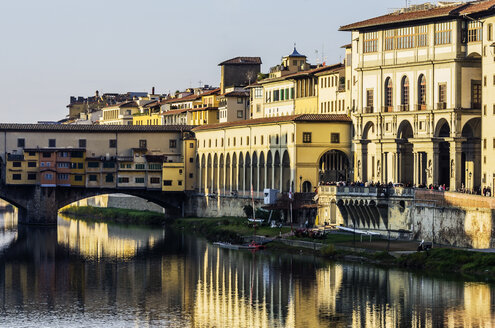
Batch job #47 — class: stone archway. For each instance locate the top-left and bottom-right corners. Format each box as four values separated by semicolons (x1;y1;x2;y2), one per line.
435;119;450;187
282;150;290;192
259;152;265;191
397;120;414;185
319;150;350;183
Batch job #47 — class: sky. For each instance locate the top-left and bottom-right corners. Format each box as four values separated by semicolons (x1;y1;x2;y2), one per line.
0;0;426;123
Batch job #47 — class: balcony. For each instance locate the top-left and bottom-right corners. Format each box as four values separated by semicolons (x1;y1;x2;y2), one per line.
416;104;426;111
364;106;374;113
471;102;481;110
399;104;409;112
381;106;393;113
437;102;447;110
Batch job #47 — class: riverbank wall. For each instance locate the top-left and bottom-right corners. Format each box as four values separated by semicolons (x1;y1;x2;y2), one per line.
68;194;164;213
184;195;263;218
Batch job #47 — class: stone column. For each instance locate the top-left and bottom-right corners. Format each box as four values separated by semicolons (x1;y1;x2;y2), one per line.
450;140;463;191
413;152;418;186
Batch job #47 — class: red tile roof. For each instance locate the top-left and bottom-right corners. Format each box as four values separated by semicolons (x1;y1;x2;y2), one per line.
460;0;495;14
223;90;250;97
200;88;221;97
219;57;262;65
189;106;218;113
192;114;351;131
161;94;201;104
339;3;468;31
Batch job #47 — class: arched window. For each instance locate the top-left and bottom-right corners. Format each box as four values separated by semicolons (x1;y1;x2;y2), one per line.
385;78;393;112
401;76;409;111
418;74;426;110
489;23;493;41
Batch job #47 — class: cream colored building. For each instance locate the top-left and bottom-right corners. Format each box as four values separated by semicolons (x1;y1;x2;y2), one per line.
340;2;484;191
193;114;352;197
316;64;347;114
100;101;140;125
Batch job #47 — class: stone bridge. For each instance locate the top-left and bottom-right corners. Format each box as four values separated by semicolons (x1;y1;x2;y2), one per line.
317;185;415;231
0;183;186;225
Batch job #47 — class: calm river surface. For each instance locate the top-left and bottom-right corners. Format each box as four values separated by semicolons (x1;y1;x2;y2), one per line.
0;212;492;327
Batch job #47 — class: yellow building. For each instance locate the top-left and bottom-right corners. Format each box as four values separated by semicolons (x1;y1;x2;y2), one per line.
193;114;352;197
5;153;37;185
188;88;221;126
133;100;163;126
69;150;85;187
162;163;186;192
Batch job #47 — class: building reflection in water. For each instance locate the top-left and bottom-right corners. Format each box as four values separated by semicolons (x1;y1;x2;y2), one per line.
0;213;492;327
57;215;164;260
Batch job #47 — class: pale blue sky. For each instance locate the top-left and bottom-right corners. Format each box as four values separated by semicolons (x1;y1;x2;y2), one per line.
0;0;422;122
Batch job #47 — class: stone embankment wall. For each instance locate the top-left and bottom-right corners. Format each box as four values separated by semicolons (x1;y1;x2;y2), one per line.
387;190;495;248
184;195;262;218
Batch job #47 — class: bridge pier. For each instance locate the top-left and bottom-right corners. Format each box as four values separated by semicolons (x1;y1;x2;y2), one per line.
18;186;59;225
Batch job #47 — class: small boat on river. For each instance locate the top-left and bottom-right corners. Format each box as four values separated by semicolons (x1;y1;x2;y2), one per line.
213;241;265;250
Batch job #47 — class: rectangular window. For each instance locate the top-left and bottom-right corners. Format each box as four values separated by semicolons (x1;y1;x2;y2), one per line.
103;162;115;168
438;83;447;104
273;90;280;102
302;132;312;143
57;174;69;180
45;173;53;180
105;174;114;183
48;139;56;147
79;139;86;148
163;180;172;186
484;138;487;149
468;21;482;42
417;25;428;47
397;26;415;49
331;133;340;144
74;175;83;182
89;175;97;182
17;138;25;148
135;163;145;170
28;161;36;168
178;180;183;186
57;162;69;168
489;23;493;41
139;140;147;149
118;177;129;183
28;173;36;180
435;22;452;45
472;81;482;109
150;177;160;184
78;163;84;169
87;162;99;168
109;139;117;148
12;162;21;168
12;174;21;180
384;29;395;50
169;140;177;148
366;89;374;112
237;110;243;118
363;32;378;53
254;88;263;98
149;163;162;170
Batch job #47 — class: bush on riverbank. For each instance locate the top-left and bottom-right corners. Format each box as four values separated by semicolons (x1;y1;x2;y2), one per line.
61;206;168;226
397;248;495;276
174;217;291;243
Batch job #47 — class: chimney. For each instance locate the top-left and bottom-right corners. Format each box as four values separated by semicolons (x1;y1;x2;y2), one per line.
95;90;99;98
152;87;155;95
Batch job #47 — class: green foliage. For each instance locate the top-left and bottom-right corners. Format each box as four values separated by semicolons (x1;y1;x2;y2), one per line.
243;205;253;218
60;206;167;226
320;244;336;257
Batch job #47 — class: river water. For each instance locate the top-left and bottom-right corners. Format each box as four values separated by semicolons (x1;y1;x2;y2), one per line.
0;212;492;327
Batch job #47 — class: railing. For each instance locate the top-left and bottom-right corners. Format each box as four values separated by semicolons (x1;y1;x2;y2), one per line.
381;106;393;113
416;104;426;111
364;106;374;113
318;185;415;197
437;102;447;110
399;104;409;112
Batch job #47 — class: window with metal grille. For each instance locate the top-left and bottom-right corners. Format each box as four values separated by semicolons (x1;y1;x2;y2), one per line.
302;132;312;143
418;75;426;106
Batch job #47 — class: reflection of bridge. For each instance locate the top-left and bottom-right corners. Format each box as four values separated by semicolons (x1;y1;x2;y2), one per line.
0;184;186;224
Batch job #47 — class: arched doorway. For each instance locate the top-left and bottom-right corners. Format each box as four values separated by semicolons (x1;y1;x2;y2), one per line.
274;151;281;191
397;120;414;184
225;153;231;192
245;153;251;192
361;121;376;182
219;154;224;193
282;151;290;192
302;181;312;193
259;152;265;191
252;152;258;193
232;153;237;191
213;154;218;192
266;151;273;189
319;150;350;183
238;153;244;192
435;119;450;187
